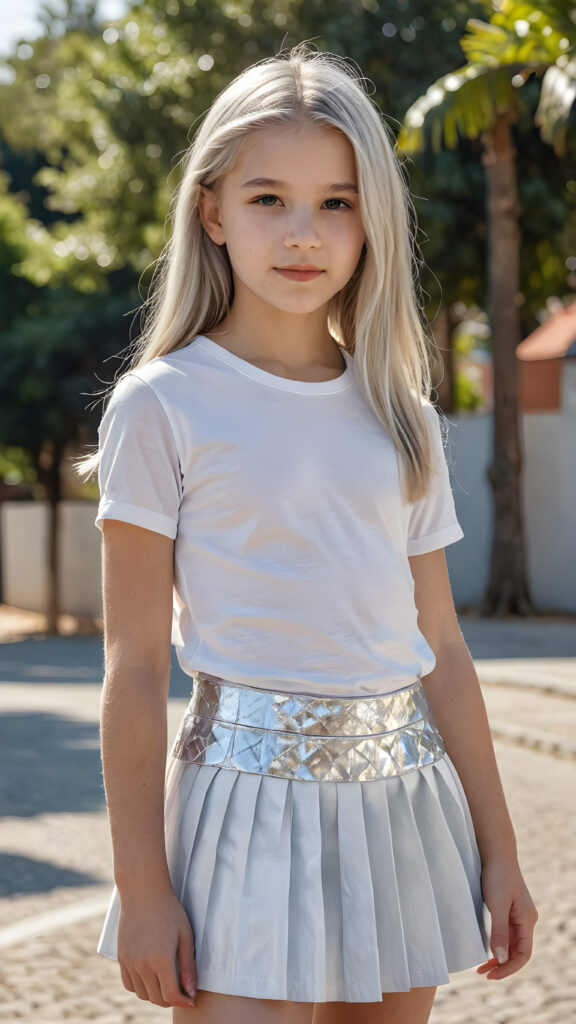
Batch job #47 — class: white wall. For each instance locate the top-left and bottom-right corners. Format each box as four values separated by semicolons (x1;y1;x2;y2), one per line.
521;412;576;612
562;360;576;414
443;412;493;608
2;406;575;614
447;409;576;612
1;502;50;613
1;500;102;617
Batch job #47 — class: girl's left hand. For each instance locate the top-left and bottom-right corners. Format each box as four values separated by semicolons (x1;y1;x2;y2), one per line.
476;857;538;980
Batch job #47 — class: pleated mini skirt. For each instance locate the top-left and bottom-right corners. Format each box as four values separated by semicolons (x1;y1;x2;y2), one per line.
96;672;490;1003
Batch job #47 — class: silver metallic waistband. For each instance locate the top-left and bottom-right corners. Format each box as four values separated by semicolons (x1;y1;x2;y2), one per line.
170;673;446;782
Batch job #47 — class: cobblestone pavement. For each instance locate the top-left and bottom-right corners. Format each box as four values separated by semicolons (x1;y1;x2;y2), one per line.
0;613;575;1022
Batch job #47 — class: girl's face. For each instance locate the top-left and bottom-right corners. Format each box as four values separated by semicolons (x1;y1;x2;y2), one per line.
199;122;366;318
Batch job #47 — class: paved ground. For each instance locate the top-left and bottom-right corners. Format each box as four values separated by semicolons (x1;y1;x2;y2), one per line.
0;608;575;1022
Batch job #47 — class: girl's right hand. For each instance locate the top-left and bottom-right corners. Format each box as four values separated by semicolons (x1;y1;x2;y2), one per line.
116;886;198;1008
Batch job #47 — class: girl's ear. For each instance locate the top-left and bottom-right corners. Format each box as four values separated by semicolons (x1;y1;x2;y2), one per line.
198;185;226;246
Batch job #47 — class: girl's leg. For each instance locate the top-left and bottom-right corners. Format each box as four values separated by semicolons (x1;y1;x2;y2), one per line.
173;992;315;1024
312;986;437;1024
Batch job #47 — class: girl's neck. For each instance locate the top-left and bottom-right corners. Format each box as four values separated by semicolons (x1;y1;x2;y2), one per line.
204;295;345;378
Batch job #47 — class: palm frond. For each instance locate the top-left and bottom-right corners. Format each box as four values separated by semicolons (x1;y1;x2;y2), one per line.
494;0;576;39
535;57;576;155
397;65;526;155
461;13;566;67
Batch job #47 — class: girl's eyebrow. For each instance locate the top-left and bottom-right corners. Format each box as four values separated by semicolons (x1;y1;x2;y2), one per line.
241;177;358;193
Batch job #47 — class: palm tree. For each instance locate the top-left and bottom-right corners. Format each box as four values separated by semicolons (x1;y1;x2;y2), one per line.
397;0;576;616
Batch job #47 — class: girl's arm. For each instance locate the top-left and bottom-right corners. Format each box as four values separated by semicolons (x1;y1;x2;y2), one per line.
100;519;197;1009
409;548;538;981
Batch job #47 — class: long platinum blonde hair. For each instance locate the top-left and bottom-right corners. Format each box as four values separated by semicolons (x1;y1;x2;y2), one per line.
76;43;442;503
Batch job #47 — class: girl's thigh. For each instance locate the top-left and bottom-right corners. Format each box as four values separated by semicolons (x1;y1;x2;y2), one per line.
173;986;437;1024
173;991;315;1024
312;986;437;1024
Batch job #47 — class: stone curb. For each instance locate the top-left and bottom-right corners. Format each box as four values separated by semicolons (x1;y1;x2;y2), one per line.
490;720;576;759
475;664;576;699
0;895;111;951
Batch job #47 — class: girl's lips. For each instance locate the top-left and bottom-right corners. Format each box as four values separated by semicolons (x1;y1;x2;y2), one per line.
275;268;324;281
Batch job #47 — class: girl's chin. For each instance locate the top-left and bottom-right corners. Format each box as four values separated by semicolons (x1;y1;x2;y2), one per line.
228;280;333;316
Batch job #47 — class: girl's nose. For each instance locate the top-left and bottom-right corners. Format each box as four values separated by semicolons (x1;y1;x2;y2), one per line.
283;210;321;248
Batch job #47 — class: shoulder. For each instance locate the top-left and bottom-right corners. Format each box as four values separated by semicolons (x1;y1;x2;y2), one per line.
127;339;204;392
103;339;205;418
101;372;161;426
99;371;175;446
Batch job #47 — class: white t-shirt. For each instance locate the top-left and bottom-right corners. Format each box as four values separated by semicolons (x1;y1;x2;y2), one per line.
95;335;463;696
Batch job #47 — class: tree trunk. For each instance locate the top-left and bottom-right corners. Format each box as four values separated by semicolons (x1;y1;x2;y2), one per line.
480;115;535;616
37;438;64;634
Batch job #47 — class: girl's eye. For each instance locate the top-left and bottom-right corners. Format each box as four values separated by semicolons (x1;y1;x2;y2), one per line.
252;196;352;210
323;199;352;211
255;195;280;207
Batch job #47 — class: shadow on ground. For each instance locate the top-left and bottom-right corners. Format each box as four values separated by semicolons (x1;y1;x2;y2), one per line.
0;636;104;685
0;636;192;695
459;619;576;660
0;712;104;818
0;852;103;898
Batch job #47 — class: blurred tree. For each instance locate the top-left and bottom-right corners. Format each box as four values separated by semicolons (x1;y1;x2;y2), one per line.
398;0;576;617
36;0;102;37
0;283;140;630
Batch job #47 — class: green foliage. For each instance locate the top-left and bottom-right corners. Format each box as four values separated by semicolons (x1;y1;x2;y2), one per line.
463;2;576;156
395;0;576;328
462;5;569;66
537;56;576;155
0;282;140;465
398;0;576;157
454;331;478;355
0;445;36;484
399;64;525;153
515;86;576;315
0;169;42;322
454;369;483;410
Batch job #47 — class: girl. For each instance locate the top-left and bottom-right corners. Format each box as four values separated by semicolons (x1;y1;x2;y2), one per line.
78;44;537;1024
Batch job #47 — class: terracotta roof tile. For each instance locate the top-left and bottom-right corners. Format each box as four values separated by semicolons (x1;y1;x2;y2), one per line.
516;303;576;361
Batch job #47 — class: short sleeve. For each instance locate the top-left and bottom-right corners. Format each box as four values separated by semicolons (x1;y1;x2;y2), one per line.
95;373;183;539
406;404;464;556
